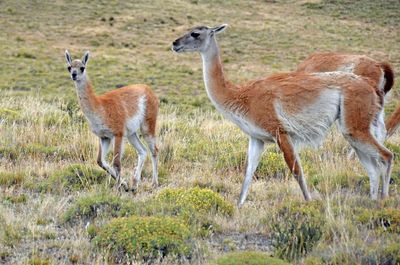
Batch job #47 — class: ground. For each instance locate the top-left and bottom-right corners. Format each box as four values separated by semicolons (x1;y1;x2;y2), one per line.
0;0;399;264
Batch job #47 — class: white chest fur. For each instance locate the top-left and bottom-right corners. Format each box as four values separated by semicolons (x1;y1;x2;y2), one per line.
86;110;114;138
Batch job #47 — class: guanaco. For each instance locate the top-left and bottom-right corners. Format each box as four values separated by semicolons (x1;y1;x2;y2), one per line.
297;52;396;139
172;25;393;206
65;50;159;191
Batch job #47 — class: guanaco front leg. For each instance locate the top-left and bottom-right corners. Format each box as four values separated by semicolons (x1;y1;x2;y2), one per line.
97;137;128;191
97;137;117;180
113;135;128;191
238;137;264;207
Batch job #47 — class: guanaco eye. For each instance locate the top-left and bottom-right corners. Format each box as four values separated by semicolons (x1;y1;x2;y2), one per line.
191;32;200;38
80;67;85;72
67;66;71;72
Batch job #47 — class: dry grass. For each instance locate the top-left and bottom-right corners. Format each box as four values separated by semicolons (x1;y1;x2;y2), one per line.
0;0;400;264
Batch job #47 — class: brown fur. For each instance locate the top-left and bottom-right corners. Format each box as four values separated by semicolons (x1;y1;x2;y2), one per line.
297;52;398;137
83;83;158;137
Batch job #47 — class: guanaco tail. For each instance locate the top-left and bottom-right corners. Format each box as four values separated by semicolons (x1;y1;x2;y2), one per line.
172;25;393;207
65;50;159;191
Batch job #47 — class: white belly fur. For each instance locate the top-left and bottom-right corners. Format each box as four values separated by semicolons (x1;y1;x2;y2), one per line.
275;89;341;149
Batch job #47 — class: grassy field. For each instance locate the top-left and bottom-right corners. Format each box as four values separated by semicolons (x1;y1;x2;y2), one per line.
0;0;400;264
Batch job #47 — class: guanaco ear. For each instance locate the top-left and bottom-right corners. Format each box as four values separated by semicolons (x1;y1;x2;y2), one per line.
211;24;228;35
82;51;90;66
65;50;72;65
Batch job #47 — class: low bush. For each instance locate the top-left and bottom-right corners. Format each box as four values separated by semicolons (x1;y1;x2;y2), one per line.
2;194;27;204
0;146;19;160
357;207;400;233
267;200;325;262
309;171;368;195
94;216;194;262
129;187;233;237
215;148;287;179
38;164;107;193
303;240;400;265
155;187;234;216
63;193;136;223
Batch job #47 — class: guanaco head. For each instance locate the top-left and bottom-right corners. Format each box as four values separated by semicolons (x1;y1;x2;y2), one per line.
172;24;227;53
65;50;90;82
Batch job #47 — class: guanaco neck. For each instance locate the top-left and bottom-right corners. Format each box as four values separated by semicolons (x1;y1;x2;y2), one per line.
200;36;237;109
74;75;100;116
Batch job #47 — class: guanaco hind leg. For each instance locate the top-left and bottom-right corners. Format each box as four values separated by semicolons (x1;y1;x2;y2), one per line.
277;133;312;201
127;133;147;191
144;135;159;188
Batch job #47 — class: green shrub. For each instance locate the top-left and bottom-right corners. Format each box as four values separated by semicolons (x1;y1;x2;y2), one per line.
156;187;234;216
3;194;27;204
267;200;325;262
302;255;324;265
0;147;19;160
357;208;400;233
309;171;367;195
0;172;25;187
63;193;136;223
38;164;107;193
0;108;21;122
210;251;290;265
384;242;400;264
94;216;194;262
138;188;234;237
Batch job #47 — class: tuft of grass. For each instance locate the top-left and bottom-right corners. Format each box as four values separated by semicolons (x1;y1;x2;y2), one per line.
0;216;24;248
23;143;70;160
63;193;136;223
357;208;400;233
309;171;368;195
210;251;290;265
2;194;27;204
37;164;107;193
27;255;50;265
42;112;71;127
94;216;194;262
0;172;25;187
0;147;19;160
0;108;21;123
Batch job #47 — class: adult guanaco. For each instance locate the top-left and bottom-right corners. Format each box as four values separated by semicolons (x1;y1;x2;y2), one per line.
65;50;159;191
297;52;396;139
172;25;393;207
